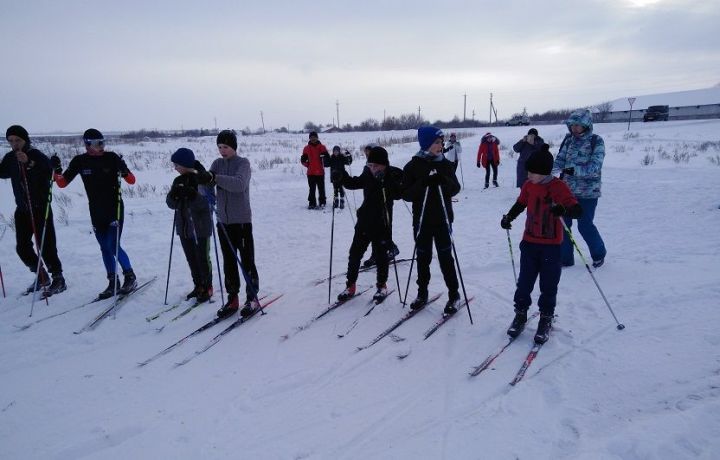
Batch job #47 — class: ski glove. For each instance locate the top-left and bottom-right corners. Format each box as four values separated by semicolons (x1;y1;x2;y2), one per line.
171;184;197;201
500;215;513;230
50;155;62;174
196;170;215;185
550;204;566;216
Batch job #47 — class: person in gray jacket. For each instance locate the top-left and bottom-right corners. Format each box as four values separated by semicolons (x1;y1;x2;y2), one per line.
197;130;261;318
513;128;544;187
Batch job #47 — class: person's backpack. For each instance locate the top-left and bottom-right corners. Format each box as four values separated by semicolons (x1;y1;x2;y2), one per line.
558;133;598;155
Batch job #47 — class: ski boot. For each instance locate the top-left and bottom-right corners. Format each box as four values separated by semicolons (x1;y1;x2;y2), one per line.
186;285;201;301
339;198;345;209
43;273;67;298
493;180;499;187
217;294;239;318
195;285;213;303
25;268;51;295
362;255;376;268
119;269;137;295
372;283;388;302
484;182;489;189
443;292;461;316
98;274;121;300
409;291;429;310
592;258;605;268
333;197;340;209
240;297;261;318
534;314;553;344
337;283;356;302
507;308;528;338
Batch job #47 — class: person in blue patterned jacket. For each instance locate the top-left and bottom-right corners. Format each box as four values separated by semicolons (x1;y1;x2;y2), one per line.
552;108;607;268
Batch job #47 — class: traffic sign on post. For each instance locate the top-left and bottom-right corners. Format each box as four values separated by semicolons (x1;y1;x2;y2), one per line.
627;97;636;130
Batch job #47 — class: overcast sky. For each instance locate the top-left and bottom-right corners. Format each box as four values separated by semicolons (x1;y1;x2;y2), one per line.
1;0;718;134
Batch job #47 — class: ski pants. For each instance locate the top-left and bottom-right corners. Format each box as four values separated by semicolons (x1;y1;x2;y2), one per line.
217;222;259;302
514;241;561;316
561;198;607;265
180;236;212;290
307;175;326;207
346;229;389;287
14;207;63;275
414;223;459;297
94;221;132;275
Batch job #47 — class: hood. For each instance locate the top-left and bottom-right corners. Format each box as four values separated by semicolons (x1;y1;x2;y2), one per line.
565;109;594;134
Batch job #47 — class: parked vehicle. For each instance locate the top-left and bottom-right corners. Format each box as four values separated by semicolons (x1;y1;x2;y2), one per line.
643;105;669;122
506;114;530;126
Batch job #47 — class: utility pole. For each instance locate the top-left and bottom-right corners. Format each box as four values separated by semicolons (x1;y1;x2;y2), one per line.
489;93;493;124
418;106;421;120
463;93;467;122
472;109;476;121
260;111;265;134
336;99;340;128
214;117;217;132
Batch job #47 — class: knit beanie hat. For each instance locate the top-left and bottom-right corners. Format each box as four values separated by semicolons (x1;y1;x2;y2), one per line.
332;145;341;153
309;131;318;139
527;128;538;136
525;143;554;175
171;148;196;169
6;125;30;143
83;128;104;141
417;126;444;151
367;146;389;166
216;130;237;151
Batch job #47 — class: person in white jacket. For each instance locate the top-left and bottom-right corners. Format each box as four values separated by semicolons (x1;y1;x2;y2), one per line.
443;132;462;172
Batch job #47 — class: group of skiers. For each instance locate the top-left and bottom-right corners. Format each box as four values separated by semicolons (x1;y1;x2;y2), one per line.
2;107;606;344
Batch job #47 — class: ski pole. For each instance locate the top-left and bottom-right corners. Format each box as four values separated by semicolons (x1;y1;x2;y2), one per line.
561;220;625;330
18;159;50;307
30;169;56;316
0;260;5;298
506;228;518;286
112;177;122;316
437;184;474;325
164;210;176;305
381;187;402;303
459;160;465;189
402;185;430;306
328;196;336;305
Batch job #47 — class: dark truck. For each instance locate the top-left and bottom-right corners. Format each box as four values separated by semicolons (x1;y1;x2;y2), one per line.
643;105;669;122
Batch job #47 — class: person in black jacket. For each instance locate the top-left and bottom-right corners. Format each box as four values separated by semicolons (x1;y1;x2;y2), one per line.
402;126;462;314
166;148;214;303
333;146;403;302
513;128;544;187
324;145;352;209
51;129;138;299
1;125;65;296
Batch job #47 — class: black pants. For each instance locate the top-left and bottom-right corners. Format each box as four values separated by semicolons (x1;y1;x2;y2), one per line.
332;183;345;199
307;175;326;206
514;241;561;316
414;223;458;296
218;222;259;301
179;236;212;289
484;163;498;184
14;207;63;275
346;230;389;286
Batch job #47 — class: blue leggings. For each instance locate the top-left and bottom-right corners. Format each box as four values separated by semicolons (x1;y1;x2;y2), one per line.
94;223;132;274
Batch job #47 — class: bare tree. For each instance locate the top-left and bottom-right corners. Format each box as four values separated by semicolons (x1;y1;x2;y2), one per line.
594;101;614;122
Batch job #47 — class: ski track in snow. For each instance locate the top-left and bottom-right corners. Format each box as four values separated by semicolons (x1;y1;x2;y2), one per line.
1;122;720;458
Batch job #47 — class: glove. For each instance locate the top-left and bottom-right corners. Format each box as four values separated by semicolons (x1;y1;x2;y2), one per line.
196;170;215;185
477;161;481;168
50;155;62;174
500;215;512;230
426;172;442;187
550;204;566;216
562;167;575;176
300;153;309;165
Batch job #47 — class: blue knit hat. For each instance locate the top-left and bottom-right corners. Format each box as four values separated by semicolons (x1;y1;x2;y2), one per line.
171;148;195;169
417;126;444;151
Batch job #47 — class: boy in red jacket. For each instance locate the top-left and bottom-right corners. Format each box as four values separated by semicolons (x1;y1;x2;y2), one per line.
500;144;582;344
300;131;329;209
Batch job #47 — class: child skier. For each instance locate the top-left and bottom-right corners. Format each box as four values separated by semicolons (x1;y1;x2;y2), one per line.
300;131;329;209
402;126;462;314
500;144;583;344
477;132;500;188
166;148;214;303
333;146;403;302
196;130;261;319
51;129;138;299
324;145;352;209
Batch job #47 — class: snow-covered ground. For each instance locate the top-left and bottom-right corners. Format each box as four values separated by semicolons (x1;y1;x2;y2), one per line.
1;120;719;459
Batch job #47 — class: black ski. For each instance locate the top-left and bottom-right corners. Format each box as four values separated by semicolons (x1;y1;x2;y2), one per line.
73;277;157;334
356;293;442;351
422;296;476;340
146;300;185;322
337;289;396;338
174;294;284;367
14;296;107;331
281;287;371;340
469;312;540;377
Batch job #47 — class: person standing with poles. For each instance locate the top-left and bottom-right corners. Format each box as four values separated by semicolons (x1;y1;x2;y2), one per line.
477;132;501;188
166;148;214;304
402;126;462;314
196;130;261;319
324;145;352;209
300;131;329;209
500;144;583;344
51;129;138;299
1;125;66;297
332;146;403;303
443;133;462;172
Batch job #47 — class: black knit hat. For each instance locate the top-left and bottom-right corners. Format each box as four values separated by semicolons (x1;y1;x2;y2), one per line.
171;148;196;169
216;130;237;151
83;128;104;141
309;131;318;139
525;143;554;175
367;146;389;166
6;125;30;143
528;128;538;136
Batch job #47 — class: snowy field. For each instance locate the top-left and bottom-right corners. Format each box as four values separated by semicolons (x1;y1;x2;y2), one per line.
1;120;719;459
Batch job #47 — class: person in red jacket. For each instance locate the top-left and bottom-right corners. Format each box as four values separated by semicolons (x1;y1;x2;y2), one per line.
300;131;329;209
476;132;500;188
500;144;582;344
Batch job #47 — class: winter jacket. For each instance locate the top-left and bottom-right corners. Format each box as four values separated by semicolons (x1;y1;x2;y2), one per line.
510;177;581;245
0;147;52;213
55;151;135;228
402;152;461;228
340;165;403;237
323;150;353;175
513;136;545;187
209;155;252;225
301;141;328;176
477;134;500;168
553;109;605;199
166;162;213;240
443;140;462;163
